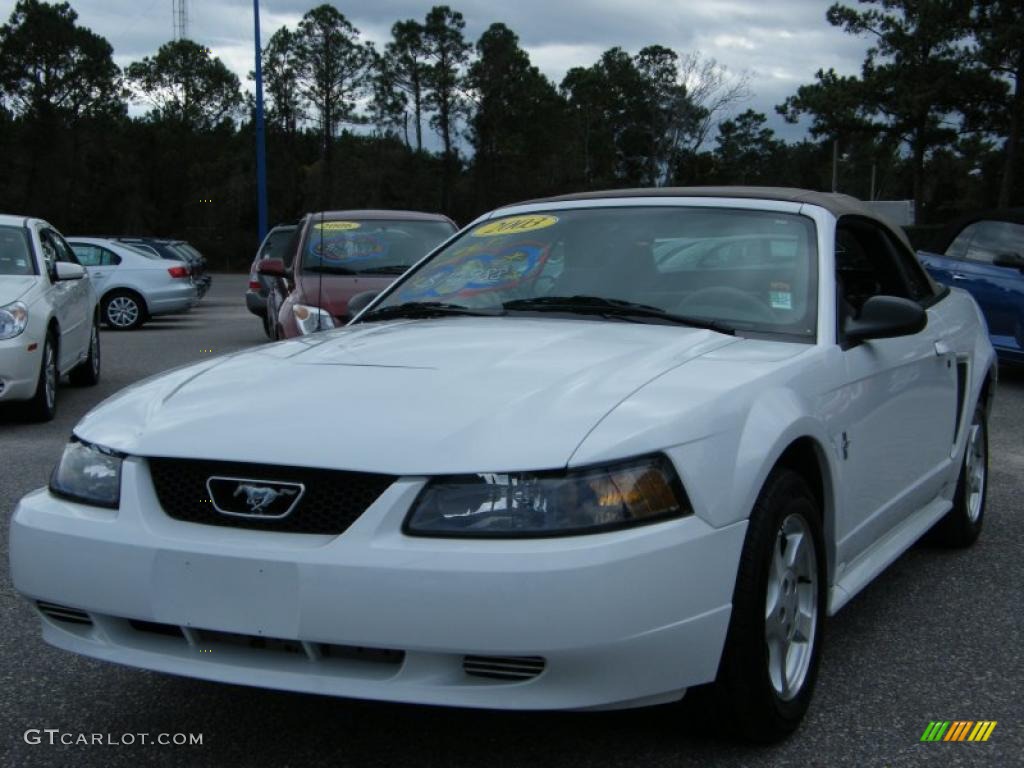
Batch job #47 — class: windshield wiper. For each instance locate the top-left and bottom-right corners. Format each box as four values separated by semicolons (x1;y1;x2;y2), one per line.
356;265;413;275
305;264;357;275
502;295;736;335
360;301;506;322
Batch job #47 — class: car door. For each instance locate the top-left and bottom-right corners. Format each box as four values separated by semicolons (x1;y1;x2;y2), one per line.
834;218;958;564
40;228;91;368
920;219;1024;356
70;243;120;297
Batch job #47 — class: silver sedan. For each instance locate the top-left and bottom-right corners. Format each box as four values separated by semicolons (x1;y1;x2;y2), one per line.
67;238;198;329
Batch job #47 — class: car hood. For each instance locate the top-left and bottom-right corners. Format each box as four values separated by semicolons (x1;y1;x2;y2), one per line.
75;317;738;474
0;276;38;306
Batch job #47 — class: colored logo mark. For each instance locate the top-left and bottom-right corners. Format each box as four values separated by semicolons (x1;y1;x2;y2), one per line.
920;721;997;742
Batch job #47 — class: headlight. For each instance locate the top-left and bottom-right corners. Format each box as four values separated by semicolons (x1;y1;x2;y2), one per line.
404;454;691;537
49;439;124;509
293;303;336;335
0;301;28;340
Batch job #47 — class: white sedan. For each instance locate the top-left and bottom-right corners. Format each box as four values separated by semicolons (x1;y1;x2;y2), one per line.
66;238;197;330
10;189;995;741
0;215;100;420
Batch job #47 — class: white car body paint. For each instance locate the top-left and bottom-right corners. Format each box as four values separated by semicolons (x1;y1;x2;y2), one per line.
10;195;996;711
0;215;98;402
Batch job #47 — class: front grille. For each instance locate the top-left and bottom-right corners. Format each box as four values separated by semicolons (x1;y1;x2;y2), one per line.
127;619;404;666
37;601;93;626
463;655;546;681
149;458;395;534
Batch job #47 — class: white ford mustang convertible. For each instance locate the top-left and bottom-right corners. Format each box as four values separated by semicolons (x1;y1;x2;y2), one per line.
10;188;996;741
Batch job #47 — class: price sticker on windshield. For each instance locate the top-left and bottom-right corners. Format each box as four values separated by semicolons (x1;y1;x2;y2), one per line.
472;215;558;237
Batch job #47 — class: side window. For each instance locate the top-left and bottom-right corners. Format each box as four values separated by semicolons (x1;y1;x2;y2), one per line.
38;230;59;277
946;220;1024;264
50;231;80;265
835;218;913;316
880;230;935;303
71;244;102;267
99;247;122;266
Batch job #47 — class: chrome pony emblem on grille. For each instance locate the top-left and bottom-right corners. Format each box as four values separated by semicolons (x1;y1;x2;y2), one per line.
206;476;305;519
234;483;296;513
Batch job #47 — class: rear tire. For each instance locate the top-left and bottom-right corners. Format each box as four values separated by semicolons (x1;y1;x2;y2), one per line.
712;469;826;742
928;404;987;547
102;290;146;330
26;331;58;422
69;319;101;386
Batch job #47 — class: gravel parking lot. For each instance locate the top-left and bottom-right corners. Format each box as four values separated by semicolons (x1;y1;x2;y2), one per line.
1;274;1020;767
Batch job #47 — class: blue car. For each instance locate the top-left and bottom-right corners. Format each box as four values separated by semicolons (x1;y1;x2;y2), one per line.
918;211;1024;364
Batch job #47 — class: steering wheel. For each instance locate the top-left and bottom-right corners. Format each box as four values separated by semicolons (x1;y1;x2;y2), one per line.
675;286;777;323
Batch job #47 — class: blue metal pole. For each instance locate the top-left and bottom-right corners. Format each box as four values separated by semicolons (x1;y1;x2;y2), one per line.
253;0;268;243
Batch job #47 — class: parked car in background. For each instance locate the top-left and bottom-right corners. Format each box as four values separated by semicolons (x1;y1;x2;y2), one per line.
246;224;297;338
258;210;456;339
0;215;100;421
114;238;211;299
11;189;996;741
67;238;197;330
918;210;1024;363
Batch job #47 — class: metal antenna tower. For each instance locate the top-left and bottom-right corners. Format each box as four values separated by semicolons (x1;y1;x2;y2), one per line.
172;0;189;40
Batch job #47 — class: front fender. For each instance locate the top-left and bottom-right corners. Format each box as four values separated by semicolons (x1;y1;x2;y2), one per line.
570;348;840;538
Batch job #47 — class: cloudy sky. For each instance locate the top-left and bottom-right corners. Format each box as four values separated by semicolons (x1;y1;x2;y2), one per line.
11;0;871;141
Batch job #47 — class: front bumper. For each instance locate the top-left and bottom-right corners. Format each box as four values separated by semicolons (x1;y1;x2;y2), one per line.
11;458;745;710
0;336;42;402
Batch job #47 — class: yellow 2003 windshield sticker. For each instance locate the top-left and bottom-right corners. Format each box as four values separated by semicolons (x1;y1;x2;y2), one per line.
314;221;361;231
472;215;558;237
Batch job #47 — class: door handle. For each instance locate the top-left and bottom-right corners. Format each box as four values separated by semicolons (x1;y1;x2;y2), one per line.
951;273;968;280
934;340;951;356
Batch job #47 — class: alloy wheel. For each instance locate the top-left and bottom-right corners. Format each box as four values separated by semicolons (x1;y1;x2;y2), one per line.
765;513;818;701
90;325;100;376
964;418;986;524
107;296;139;328
44;343;57;410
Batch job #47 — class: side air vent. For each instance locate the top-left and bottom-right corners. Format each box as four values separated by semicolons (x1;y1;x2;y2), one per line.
463;655;546;681
953;361;968;445
36;601;93;626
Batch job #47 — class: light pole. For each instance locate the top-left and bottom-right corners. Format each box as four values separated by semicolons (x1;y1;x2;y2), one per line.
253;0;268;243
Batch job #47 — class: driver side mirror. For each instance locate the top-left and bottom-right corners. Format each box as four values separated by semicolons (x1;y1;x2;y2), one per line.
844;295;927;342
55;262;86;281
347;291;380;317
993;253;1024;272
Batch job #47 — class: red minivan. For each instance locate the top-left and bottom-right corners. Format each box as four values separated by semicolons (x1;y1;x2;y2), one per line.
259;210;457;339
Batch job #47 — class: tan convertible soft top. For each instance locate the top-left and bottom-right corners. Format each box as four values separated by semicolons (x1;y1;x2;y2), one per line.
509;186;912;248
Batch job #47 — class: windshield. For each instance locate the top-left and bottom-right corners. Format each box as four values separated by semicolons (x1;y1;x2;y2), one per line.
368;207;818;338
301;219;454;275
118;242;163;260
178;243;204;260
260;227;297;264
0;226;35;276
168;244;196;262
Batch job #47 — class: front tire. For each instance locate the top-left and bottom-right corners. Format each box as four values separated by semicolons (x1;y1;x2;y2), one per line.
26;331;58;422
102;290;146;330
713;469;826;742
69;319;101;386
929;404;987;547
